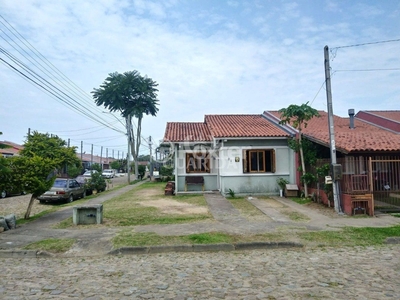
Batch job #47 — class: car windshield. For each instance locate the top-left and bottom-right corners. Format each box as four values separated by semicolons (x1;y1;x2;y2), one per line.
53;180;67;188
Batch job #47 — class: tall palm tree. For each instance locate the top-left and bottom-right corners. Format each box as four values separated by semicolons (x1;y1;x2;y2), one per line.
92;71;159;179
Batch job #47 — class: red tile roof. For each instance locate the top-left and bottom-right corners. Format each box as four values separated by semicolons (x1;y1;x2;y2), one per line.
163;122;212;142
361;111;400;123
267;111;400;153
163;115;290;142
205;115;289;138
356;110;400;133
0;141;23;156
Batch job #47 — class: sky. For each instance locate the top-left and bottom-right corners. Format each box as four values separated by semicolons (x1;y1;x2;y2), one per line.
1;0;399;158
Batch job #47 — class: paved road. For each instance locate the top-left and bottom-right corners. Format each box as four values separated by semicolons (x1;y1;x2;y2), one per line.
1;245;399;299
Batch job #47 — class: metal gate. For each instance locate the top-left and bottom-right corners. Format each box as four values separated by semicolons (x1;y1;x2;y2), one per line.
370;157;400;213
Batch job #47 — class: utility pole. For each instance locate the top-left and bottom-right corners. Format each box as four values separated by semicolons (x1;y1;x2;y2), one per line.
91;144;93;169
324;45;340;213
100;146;103;170
149;136;153;177
126;117;131;183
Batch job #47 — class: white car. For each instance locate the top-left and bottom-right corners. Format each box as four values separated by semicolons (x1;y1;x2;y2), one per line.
83;170;98;177
102;169;115;178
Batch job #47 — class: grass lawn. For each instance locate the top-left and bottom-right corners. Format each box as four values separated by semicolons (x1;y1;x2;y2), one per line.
56;182;211;229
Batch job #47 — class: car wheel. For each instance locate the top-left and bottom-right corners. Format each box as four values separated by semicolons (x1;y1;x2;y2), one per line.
67;195;74;203
39;200;45;204
21;191;27;195
1;191;6;198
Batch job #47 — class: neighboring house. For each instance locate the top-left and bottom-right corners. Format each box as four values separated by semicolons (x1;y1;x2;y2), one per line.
265;110;400;216
76;153;117;170
0;141;24;157
355;110;400;133
0;141;23;157
162;114;296;195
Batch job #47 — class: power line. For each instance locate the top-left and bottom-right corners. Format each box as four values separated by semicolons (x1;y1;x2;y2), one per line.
334;68;400;72
331;38;400;50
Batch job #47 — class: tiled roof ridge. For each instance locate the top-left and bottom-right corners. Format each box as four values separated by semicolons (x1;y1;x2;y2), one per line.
358;110;400;124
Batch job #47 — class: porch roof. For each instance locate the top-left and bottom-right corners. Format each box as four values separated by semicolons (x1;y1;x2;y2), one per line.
267;110;400;153
163;114;290;143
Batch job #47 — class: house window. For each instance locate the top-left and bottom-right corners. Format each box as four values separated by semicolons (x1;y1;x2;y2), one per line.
186;153;210;173
243;149;275;173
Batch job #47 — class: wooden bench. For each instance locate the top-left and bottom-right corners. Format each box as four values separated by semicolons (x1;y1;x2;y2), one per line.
185;176;204;192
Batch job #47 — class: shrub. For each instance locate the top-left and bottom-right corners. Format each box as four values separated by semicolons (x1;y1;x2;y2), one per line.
228;188;235;198
88;172;106;192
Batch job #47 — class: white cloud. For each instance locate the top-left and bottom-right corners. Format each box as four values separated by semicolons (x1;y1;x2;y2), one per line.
0;0;399;152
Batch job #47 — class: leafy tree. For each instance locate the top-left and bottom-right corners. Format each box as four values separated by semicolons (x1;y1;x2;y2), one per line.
15;132;81;219
279;102;319;198
67;164;83;178
92;70;159;180
0;132;10;185
110;160;125;172
91;163;102;172
88;171;106;192
138;165;146;180
137;154;150;161
20;131;80;168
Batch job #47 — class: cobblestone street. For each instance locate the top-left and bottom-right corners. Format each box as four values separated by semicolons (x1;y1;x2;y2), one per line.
1;245;399;299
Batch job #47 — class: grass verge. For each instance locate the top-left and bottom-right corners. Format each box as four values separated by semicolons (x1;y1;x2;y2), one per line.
23;238;75;253
300;225;400;247
112;225;400;249
289;197;312;205
112;230;293;248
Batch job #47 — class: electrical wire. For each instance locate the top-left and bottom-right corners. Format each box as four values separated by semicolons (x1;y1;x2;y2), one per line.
331;38;400;50
334;68;400;72
1;14;156;157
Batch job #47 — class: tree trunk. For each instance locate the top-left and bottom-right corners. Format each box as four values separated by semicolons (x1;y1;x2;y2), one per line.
298;133;308;198
24;194;36;219
134;118;142;179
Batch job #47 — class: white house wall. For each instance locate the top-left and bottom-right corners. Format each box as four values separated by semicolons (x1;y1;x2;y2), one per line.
174;139;295;194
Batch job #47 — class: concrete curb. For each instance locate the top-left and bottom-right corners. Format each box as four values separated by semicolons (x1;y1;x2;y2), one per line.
0;250;54;258
0;242;304;258
107;242;303;256
385;237;400;244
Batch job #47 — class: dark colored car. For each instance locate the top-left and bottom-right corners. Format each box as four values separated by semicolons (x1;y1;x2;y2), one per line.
37;178;86;204
1;189;26;198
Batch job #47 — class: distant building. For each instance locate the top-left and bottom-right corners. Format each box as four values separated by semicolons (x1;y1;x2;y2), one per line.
0;141;23;157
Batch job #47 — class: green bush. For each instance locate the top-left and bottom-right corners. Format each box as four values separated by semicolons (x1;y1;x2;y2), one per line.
88;172;106;192
160;165;174;176
138;165;146;179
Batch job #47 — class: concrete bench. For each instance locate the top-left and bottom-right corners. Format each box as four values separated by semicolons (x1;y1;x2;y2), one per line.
73;204;103;225
185;176;204;192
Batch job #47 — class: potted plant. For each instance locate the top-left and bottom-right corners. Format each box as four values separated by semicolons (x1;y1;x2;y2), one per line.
276;177;289;197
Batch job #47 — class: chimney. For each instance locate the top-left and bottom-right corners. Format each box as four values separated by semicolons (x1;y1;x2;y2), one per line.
348;109;355;129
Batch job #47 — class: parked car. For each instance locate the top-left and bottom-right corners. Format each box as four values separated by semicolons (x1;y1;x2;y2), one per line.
102;169;115;178
83;170;98;177
37;178;86;204
1;189;26;198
